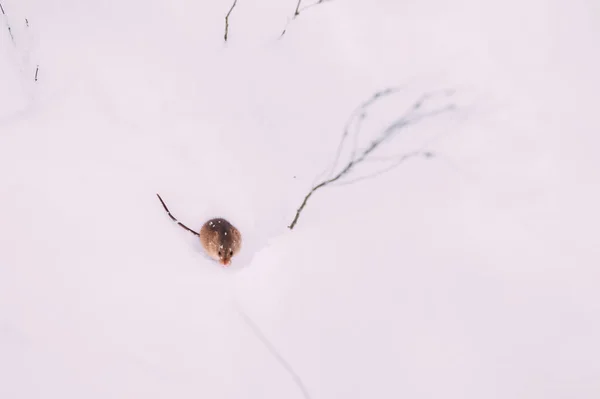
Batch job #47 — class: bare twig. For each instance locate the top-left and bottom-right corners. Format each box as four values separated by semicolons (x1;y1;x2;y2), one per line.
224;0;238;42
34;65;38;82
364;150;435;164
233;303;312;399
324;87;402;180
288;89;455;230
310;88;402;188
156;193;200;237
280;0;332;38
294;0;302;16
0;2;14;44
332;151;433;187
298;0;330;14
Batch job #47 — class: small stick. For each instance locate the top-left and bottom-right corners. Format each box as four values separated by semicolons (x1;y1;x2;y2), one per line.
224;0;238;42
294;0;302;16
34;65;38;82
156;193;200;237
0;2;14;44
280;0;331;38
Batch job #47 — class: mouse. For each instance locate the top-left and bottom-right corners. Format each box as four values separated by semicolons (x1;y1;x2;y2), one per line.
199;218;242;266
156;194;242;267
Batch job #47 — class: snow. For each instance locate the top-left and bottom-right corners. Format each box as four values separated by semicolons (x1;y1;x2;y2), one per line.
1;0;599;398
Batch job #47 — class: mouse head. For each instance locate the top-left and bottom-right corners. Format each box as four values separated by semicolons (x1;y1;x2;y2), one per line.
217;244;235;266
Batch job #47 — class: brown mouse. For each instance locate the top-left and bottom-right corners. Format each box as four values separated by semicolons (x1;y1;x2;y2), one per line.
157;194;242;267
199;218;242;266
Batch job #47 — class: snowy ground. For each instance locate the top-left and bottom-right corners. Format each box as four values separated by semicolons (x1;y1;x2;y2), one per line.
1;0;599;398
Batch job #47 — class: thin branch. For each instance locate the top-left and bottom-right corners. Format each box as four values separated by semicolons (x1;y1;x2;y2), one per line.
288;164;350;230
156;193;200;237
288;89;455;230
233;303;312;399
349;111;365;160
323;87;402;181
34;65;38;82
0;2;14;44
364;150;434;164
224;0;238;42
332;151;433;187
280;0;332;38
294;0;302;16
298;0;331;14
312;88;402;187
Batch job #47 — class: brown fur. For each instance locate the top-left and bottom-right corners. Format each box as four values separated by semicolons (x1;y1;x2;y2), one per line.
199;218;242;266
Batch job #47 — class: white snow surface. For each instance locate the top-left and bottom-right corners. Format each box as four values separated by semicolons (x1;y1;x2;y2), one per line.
1;0;600;398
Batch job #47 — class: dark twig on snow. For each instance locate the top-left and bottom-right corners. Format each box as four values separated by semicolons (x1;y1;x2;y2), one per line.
156;193;200;237
333;150;434;187
34;65;38;82
224;0;238;42
298;0;330;14
280;0;332;38
25;18;28;27
324;87;402;180
294;0;302;16
288;88;455;230
0;2;14;44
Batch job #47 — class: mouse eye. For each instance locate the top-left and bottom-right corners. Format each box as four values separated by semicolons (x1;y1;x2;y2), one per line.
229;250;233;256
218;251;222;256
